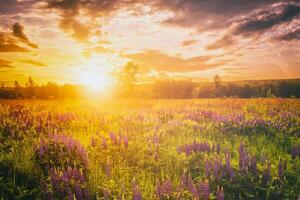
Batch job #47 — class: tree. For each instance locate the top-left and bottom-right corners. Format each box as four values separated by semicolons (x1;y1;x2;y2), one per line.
14;81;21;90
117;62;139;97
213;74;221;97
26;76;34;88
25;76;35;98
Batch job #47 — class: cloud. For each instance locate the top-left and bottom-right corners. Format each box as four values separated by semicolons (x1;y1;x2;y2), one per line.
0;23;38;52
278;28;300;41
12;23;38;48
20;59;47;67
0;58;14;68
181;39;197;47
206;35;234;50
234;3;300;35
0;0;38;15
0;33;30;52
125;50;227;72
44;0;105;42
155;0;282;31
206;2;300;50
58;15;91;42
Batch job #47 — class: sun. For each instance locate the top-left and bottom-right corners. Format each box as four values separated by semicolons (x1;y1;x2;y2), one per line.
78;71;112;92
73;55;118;92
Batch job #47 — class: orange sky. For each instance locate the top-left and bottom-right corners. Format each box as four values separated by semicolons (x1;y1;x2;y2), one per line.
0;0;299;86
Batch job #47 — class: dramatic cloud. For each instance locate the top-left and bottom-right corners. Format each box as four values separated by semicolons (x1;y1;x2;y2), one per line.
20;59;47;67
1;0;300;83
156;0;282;31
126;50;227;72
206;2;300;50
12;23;38;48
0;58;14;68
234;3;300;35
0;23;39;52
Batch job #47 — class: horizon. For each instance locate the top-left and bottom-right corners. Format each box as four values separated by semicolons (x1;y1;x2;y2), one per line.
0;0;300;90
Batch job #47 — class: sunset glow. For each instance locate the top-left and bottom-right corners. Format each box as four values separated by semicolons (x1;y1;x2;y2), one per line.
0;0;299;86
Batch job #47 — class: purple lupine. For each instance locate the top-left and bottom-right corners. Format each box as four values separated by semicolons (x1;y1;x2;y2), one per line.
229;167;235;179
155;180;173;199
133;184;142;200
180;172;188;189
152;134;159;145
124;135;129;148
278;159;284;179
216;187;224;200
213;159;220;180
262;161;271;185
239;142;246;171
199;180;210;200
245;153;249;169
74;183;83;200
187;175;198;198
109;132;117;145
49;168;59;193
65;184;73;200
225;154;231;172
48;167;88;199
250;156;257;175
291;145;300;159
106;160;111;178
102;136;107;149
177;142;211;156
205;159;211;177
91;137;98;148
83;187;90;200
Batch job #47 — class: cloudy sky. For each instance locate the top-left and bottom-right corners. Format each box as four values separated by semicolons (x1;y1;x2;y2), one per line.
0;0;300;86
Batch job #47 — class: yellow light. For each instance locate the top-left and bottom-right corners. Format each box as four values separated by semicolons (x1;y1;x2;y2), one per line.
80;71;111;92
74;55;115;93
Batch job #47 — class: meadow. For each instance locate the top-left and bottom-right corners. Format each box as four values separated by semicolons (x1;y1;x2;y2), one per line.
0;99;299;200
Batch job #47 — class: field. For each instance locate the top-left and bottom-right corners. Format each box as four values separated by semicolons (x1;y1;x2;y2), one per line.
0;99;299;200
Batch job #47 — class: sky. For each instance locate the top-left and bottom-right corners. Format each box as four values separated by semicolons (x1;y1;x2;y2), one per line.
0;0;300;86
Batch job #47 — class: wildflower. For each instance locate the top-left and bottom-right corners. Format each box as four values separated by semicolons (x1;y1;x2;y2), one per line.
124;135;129;148
216;187;224;200
199;180;210;200
250;156;257;175
155;180;173;199
278;159;284;179
74;183;83;200
187;175;198;198
91;137;98;148
133;184;142;200
102;136;107;149
205;159;211;177
239;142;246;171
262;161;271;185
291;145;300;159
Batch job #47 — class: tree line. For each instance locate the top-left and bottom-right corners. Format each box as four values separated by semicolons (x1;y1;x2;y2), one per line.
0;75;299;99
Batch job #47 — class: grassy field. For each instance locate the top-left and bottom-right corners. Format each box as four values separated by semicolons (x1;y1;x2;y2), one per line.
0;99;299;200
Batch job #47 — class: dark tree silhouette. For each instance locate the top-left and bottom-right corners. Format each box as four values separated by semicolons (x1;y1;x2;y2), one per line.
26;76;35;98
213;74;221;97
